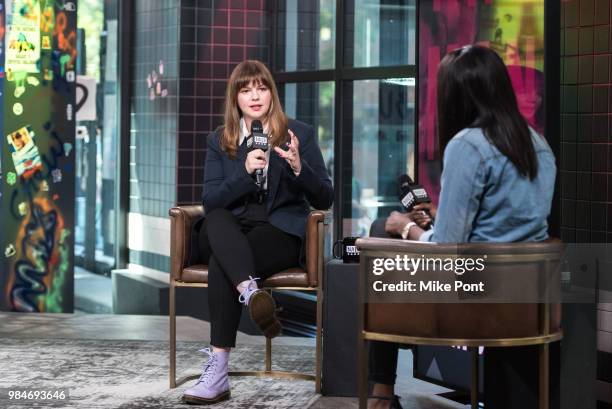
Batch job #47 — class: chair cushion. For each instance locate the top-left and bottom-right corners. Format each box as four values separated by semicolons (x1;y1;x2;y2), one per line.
262;268;309;287
179;265;309;288
181;265;209;283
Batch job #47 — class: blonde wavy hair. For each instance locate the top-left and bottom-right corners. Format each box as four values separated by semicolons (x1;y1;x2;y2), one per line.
221;60;288;158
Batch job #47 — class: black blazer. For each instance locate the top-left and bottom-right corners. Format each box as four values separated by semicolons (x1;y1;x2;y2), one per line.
200;118;333;241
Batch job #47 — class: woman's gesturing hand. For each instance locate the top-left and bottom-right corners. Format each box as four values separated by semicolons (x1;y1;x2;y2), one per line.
274;129;302;175
245;149;267;174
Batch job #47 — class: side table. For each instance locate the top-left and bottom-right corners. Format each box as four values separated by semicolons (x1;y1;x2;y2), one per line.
322;259;359;396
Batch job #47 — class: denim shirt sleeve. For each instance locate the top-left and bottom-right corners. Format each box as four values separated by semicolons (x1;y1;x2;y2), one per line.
420;137;485;243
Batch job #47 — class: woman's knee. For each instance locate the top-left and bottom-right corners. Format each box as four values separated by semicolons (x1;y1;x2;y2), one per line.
206;256;223;280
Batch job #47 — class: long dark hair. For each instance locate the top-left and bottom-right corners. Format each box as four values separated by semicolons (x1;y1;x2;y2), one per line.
437;45;538;179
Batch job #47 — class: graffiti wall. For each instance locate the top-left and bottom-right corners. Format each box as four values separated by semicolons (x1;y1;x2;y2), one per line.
418;0;545;202
0;0;76;312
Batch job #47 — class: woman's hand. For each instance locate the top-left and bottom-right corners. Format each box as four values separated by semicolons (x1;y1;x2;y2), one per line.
408;203;437;228
245;149;267;175
385;211;412;236
274;129;301;175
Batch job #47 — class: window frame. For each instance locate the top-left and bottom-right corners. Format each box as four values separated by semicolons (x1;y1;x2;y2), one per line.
271;0;420;241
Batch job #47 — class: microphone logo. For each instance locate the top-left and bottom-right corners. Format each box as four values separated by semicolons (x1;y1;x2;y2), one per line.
253;135;268;148
397;174;431;211
401;191;415;209
412;188;428;199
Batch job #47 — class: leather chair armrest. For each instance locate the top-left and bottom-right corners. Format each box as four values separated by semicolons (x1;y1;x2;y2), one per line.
169;205;205;281
305;210;331;287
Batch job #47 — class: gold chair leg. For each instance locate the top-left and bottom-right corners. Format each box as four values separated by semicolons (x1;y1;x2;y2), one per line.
265;336;272;372
265;289;273;372
169;282;177;389
470;347;478;409
539;343;549;409
358;332;368;409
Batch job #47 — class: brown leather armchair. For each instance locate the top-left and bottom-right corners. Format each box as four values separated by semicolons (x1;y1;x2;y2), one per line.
168;205;330;392
355;237;563;409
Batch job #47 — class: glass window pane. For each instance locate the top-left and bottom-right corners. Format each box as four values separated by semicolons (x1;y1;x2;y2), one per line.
275;0;336;71
75;1;119;274
347;0;416;67
280;81;335;235
344;79;416;236
281;81;335;176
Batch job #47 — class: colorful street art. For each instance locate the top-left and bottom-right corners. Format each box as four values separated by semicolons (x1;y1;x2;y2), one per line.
1;0;76;312
418;0;545;202
5;0;40;73
5;196;70;312
6;124;43;177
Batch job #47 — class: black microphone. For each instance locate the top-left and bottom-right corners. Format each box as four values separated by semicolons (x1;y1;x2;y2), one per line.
250;120;268;203
398;174;432;212
250;120;268;187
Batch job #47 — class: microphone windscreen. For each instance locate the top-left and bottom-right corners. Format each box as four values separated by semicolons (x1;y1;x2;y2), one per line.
397;174;411;193
251;120;263;133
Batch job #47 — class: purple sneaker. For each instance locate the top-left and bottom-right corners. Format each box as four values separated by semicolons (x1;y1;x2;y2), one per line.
182;348;230;404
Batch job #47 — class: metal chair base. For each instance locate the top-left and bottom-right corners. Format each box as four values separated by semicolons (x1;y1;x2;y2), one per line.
169;282;323;392
357;331;562;409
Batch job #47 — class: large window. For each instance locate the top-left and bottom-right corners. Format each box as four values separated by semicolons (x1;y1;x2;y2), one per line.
75;0;120;274
274;0;336;71
350;0;416;67
273;0;417;238
280;82;335;177
349;79;415;235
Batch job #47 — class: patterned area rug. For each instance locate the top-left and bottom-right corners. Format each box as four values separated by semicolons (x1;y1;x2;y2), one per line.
0;338;318;408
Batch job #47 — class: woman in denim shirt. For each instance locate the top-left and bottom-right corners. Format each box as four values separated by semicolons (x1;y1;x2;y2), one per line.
369;46;557;409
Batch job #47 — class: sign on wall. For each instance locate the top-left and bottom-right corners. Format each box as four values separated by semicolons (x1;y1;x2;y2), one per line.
5;0;40;73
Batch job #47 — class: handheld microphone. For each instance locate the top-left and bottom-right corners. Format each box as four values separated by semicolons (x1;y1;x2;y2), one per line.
250;120;268;203
398;174;432;212
250;120;268;187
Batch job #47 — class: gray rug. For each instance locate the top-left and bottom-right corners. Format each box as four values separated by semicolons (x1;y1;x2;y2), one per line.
0;338;318;408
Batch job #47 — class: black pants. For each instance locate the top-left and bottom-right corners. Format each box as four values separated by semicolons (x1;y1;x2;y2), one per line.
198;208;301;348
368;217;402;385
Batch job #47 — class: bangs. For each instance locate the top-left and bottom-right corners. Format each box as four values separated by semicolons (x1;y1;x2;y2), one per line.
234;69;272;91
230;60;275;93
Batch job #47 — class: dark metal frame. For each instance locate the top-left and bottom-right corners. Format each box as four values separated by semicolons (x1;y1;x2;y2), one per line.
544;0;561;238
114;0;133;269
271;0;419;241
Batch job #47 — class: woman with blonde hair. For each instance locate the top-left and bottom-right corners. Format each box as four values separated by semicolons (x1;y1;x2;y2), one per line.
183;60;333;404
